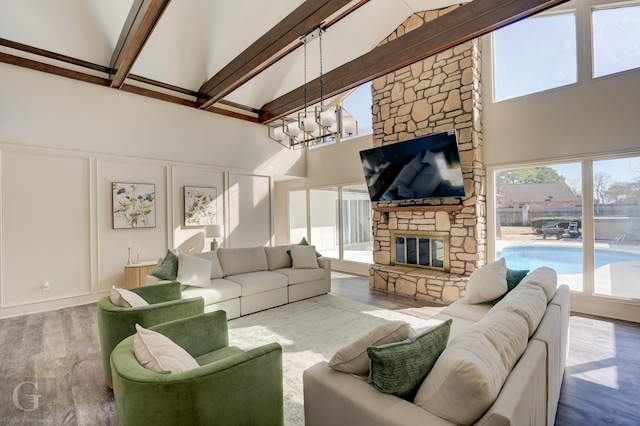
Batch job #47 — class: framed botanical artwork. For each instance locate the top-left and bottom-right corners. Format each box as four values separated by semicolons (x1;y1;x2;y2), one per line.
184;186;217;226
112;182;156;229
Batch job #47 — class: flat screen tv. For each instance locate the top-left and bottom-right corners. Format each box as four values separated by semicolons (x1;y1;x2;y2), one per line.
359;130;465;202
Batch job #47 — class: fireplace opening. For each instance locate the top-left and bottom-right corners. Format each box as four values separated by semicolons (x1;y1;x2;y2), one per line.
392;231;450;272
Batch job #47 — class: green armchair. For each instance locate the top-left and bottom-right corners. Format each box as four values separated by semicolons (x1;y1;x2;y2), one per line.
97;282;204;388
110;310;284;426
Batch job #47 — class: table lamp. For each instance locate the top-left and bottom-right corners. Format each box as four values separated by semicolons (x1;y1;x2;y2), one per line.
205;224;224;251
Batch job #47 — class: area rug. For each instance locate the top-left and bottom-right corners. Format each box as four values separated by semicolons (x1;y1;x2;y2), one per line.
227;294;432;426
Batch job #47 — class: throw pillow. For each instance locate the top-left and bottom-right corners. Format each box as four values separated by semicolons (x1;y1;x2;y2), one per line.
287;237;322;258
133;324;199;374
110;286;149;308
367;319;452;401
150;250;179;280
414;311;528;425
176;253;212;287
194;251;224;279
328;321;415;375
290;245;319;269
488;268;529;305
465;258;508;304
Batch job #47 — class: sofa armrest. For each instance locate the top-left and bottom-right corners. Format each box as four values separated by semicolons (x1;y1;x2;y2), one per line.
317;256;331;272
303;362;453;426
130;281;182;304
148;310;229;357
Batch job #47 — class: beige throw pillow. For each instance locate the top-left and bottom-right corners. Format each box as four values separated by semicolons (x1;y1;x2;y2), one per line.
414;311;528;425
328;321;415;375
290;245;319;269
110;286;149;308
465;258;508;304
133;324;200;374
176;253;212;287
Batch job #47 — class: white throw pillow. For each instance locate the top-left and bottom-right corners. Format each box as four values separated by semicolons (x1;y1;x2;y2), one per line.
414;311;529;425
133;324;199;374
110;286;149;308
290;245;319;269
465;258;508;304
176;253;212;287
194;251;224;279
328;321;415;375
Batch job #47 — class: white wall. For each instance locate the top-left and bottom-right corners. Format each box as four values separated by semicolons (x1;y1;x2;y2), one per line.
0;63;303;318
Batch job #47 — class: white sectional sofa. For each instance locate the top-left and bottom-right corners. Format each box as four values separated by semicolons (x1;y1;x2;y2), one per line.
304;266;569;426
147;245;331;319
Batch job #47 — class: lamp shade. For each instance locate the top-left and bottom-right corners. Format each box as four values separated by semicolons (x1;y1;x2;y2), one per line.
205;224;224;238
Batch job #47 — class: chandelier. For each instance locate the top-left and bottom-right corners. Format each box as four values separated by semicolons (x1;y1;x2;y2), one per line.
268;26;358;149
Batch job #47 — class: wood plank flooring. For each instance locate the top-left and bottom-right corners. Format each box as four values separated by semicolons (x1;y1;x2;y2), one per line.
0;272;638;425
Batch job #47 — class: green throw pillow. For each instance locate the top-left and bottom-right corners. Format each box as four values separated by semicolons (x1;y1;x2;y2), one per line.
150;250;179;280
367;319;452;401
489;268;529;305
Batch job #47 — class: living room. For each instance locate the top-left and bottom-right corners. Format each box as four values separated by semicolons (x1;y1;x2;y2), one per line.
0;0;639;424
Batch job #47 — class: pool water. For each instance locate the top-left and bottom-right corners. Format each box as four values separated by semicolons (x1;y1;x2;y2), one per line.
496;245;640;274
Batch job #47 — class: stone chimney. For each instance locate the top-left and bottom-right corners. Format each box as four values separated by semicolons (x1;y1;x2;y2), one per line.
369;6;486;304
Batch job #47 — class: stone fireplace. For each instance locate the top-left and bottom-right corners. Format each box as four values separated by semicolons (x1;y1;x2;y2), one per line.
368;6;486;305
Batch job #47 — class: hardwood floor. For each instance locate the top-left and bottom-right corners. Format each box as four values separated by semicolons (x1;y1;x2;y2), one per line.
0;273;638;425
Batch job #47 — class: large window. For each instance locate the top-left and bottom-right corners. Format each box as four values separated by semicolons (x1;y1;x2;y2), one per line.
592;3;640;78
493;155;640;301
289;184;373;263
493;12;577;102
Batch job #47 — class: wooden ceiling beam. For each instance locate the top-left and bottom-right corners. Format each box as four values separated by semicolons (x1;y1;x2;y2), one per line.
197;0;357;110
259;0;569;123
110;0;171;89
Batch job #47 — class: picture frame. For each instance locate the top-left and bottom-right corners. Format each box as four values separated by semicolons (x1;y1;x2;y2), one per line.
184;186;217;227
112;182;156;229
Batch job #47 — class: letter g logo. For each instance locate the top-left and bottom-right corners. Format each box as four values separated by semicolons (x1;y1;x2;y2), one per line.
12;381;41;411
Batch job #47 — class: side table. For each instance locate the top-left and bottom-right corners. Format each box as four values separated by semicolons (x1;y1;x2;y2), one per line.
124;260;158;289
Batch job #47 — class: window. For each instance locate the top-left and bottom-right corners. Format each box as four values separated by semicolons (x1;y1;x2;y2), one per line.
493;12;577;102
495;163;583;292
341;81;373;138
289;184;373;263
592;4;640;78
342;184;373;263
288;190;307;243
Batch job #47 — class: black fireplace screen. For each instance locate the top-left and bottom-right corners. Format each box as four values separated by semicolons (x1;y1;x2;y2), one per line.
394;235;445;270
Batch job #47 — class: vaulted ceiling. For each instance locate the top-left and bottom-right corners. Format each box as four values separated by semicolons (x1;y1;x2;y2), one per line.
0;0;567;125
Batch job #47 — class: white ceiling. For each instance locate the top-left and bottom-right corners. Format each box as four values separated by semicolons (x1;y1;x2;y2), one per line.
0;0;462;111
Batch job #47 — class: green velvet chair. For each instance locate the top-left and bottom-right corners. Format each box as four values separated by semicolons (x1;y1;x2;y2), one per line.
97;281;204;388
110;310;284;426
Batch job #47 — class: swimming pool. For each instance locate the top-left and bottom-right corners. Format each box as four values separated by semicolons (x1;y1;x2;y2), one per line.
496;245;640;274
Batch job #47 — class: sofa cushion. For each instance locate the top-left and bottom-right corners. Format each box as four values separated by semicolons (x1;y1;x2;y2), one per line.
265;246;293;270
110;286;149;307
486;283;548;337
521;266;557;302
133;324;199;374
176;253;211;287
439;297;492;322
414;311;529;425
291;245;319;269
150;250;179;280
489;268;530;305
465;258;508;304
273;267;326;285
328;321;415;375
182;279;242;305
194;251;224;279
217;246;268;276
225;271;288;297
367;319;451;401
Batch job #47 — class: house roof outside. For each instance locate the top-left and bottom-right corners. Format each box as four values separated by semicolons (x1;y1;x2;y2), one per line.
503;182;577;205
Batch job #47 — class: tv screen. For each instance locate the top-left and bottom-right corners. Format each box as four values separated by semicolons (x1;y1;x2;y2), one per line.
359;130;465;202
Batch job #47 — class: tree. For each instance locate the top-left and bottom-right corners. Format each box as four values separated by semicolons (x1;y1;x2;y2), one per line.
496;166;566;195
593;171;612;212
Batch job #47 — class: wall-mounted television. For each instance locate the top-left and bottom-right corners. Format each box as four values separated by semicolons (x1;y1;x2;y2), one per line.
359;130;465;202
